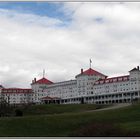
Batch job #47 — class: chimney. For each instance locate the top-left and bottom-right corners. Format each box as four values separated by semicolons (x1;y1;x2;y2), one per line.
81;68;83;74
137;66;139;70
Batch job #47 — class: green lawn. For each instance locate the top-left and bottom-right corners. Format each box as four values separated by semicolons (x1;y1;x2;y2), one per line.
0;104;140;137
19;104;107;116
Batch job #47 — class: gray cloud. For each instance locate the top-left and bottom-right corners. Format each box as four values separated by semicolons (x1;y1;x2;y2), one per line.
0;2;140;88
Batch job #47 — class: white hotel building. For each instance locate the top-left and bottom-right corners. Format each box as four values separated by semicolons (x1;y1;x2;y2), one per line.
31;66;140;104
0;66;140;105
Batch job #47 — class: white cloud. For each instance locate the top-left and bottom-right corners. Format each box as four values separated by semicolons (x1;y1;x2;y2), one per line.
0;2;140;88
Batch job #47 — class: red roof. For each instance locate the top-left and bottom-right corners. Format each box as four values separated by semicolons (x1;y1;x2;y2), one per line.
94;75;129;85
76;68;107;77
32;77;53;85
1;88;33;94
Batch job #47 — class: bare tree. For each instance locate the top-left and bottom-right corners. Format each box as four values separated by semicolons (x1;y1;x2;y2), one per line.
0;96;11;117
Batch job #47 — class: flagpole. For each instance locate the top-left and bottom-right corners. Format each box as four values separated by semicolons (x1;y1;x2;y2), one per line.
90;59;92;69
43;69;45;78
90;60;91;68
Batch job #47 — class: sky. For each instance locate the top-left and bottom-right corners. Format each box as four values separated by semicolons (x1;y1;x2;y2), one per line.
0;2;140;88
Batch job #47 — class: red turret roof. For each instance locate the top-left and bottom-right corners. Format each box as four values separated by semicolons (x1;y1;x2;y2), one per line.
32;77;53;85
76;68;107;77
83;68;106;76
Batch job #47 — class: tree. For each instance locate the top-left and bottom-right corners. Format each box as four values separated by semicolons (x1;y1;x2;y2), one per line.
0;96;11;117
15;109;23;116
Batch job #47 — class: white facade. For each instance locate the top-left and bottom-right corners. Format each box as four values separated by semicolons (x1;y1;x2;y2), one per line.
31;66;140;105
91;67;140;104
1;66;140;105
0;88;33;105
46;80;77;99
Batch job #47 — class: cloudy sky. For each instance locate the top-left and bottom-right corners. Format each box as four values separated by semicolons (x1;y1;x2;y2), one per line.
0;2;140;88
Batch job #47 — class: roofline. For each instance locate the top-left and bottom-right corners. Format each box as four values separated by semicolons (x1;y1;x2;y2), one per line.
94;75;129;85
104;75;129;80
31;82;53;85
75;68;107;78
2;88;32;90
50;79;76;85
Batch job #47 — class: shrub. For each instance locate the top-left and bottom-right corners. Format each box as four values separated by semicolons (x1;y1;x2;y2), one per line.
15;109;23;117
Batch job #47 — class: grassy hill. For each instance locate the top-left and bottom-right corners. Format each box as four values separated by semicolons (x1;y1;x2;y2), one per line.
18;104;107;116
0;103;140;137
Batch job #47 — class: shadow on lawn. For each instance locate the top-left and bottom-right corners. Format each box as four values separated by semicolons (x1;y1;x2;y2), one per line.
70;122;140;137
